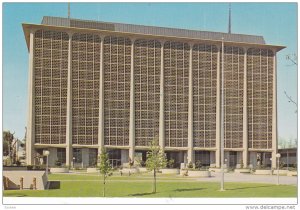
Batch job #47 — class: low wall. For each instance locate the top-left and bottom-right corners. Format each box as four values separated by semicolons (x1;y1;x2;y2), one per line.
3;170;48;190
287;171;297;176
234;168;251;174
137;167;148;173
86;168;98;173
254;169;272;175
187;170;211;177
50;168;69;173
209;168;228;173
120;168;138;175
161;168;180;175
180;170;211;177
272;170;288;175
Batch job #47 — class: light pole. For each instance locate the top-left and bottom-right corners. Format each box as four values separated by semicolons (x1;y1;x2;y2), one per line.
73;157;75;169
220;37;225;191
43;150;50;177
276;153;281;185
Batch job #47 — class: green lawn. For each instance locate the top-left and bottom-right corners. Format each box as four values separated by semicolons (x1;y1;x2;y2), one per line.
3;173;297;198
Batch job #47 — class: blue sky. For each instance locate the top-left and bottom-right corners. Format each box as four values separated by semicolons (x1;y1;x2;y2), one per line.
3;3;297;144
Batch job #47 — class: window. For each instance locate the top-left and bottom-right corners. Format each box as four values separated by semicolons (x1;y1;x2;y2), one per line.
57;148;66;164
73;148;82;163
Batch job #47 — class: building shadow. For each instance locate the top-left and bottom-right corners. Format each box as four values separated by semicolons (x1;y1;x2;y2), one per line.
174;188;205;192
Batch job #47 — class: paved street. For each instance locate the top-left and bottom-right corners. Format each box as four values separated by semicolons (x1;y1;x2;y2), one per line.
198;172;297;185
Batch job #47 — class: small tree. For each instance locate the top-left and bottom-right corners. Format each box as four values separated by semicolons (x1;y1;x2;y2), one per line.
98;148;113;197
168;159;175;168
145;139;167;193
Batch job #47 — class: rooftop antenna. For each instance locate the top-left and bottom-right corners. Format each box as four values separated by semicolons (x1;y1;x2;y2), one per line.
68;3;70;19
228;3;231;34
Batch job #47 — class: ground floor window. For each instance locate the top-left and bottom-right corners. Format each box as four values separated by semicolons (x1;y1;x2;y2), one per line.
107;149;121;167
195;151;211;166
73;148;82;163
57;148;66;164
89;149;98;166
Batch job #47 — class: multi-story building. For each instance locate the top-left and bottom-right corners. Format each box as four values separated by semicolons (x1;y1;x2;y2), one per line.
23;16;284;168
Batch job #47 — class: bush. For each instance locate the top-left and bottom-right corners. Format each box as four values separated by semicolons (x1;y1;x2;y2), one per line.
27;165;34;170
195;160;202;169
187;161;194;169
279;161;285;169
240;159;244;169
140;160;145;167
129;158;134;168
55;160;62;167
168;159;175;168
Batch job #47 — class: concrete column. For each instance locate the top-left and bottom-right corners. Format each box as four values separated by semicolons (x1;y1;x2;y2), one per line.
215;46;221;168
271;52;278;169
82;148;89;168
66;32;73;167
121;150;129;165
26;29;35;165
48;148;58;167
242;48;248;168
129;39;136;161
187;43;194;164
159;41;165;150
98;36;105;155
210;151;216;166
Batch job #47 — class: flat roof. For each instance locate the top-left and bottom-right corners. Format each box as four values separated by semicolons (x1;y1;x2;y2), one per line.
22;16;285;52
42;16;266;45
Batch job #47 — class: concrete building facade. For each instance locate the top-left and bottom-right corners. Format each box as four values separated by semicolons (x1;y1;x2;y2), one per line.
23;16;284;168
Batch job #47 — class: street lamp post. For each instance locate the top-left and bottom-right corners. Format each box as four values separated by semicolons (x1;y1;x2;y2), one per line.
43;150;50;177
220;37;225;191
73;157;75;169
276;153;281;185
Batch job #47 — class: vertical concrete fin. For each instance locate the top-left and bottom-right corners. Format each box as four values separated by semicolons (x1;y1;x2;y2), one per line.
66;32;73;166
129;39;135;161
187;43;194;163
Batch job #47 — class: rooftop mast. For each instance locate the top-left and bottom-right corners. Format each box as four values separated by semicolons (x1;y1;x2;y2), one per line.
228;3;231;34
68;3;70;19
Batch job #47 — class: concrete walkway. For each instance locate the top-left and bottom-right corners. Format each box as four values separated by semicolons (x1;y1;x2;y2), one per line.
198;172;297;185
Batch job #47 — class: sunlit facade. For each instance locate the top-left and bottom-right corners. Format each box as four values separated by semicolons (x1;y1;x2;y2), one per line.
24;16;283;168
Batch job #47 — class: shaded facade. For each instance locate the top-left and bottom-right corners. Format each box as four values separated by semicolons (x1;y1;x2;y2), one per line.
24;16;284;168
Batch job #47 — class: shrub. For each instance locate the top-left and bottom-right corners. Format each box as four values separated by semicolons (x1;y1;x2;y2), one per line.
279;161;285;169
140;160;145;167
168;159;175;168
27;165;34;170
128;158;134;168
195;160;202;169
187;161;194;169
55;160;62;167
240;159;244;169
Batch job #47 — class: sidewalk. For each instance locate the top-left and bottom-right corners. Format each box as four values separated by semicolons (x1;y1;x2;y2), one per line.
198;172;297;185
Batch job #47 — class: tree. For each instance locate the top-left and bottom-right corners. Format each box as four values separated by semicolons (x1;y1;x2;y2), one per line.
284;91;297;113
285;53;297;113
98;148;113;197
3;131;18;165
145;139;167;193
